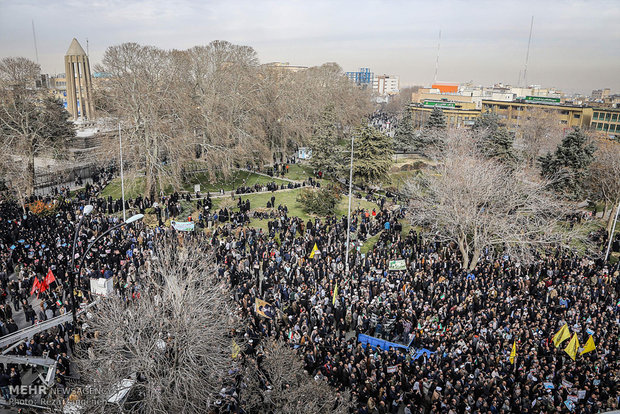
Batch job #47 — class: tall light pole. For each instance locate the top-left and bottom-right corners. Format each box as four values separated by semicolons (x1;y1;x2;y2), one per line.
70;204;93;344
119;122;126;222
344;134;354;278
605;200;620;262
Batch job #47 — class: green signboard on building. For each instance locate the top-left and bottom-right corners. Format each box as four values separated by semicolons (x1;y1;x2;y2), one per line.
423;100;456;108
525;96;560;104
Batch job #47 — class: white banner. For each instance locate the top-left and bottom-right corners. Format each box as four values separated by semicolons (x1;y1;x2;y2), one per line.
389;259;406;271
171;221;195;232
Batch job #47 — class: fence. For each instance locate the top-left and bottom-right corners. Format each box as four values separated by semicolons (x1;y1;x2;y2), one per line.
34;163;98;189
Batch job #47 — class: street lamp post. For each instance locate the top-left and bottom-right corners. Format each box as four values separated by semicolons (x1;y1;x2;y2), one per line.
604;200;620;262
344;134;354;277
71;213;144;342
70;204;93;344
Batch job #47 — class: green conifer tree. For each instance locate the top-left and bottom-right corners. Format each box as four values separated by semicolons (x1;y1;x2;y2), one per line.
393;109;415;151
425;107;447;129
352;124;393;185
540;128;596;198
309;105;339;175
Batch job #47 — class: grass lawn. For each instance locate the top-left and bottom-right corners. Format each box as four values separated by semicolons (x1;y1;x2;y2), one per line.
182;170;289;193
285;164;316;182
227;188;380;231
360;231;382;254
381;170;420;191
100;170;289;200
100;175;146;200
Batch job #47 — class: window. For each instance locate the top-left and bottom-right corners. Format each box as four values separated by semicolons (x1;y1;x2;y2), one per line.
605;113;611;121
593;112;599;119
573;114;580;119
499;105;509;110
560;110;569;115
560;120;568;124
597;123;603;130
612;114;618;122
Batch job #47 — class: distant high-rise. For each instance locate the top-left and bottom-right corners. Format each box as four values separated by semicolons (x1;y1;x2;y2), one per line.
64;38;94;120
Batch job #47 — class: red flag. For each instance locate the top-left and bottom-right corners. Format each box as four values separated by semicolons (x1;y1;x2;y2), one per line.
39;278;49;293
30;277;40;296
44;269;56;288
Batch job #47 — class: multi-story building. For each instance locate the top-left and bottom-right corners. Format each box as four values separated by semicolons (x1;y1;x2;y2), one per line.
373;75;399;95
345;68;374;87
263;62;308;73
591;88;611;100
481;98;592;130
591;107;620;140
409;100;480;129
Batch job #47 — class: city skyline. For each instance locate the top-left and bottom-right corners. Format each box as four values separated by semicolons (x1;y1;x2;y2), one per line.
0;0;619;94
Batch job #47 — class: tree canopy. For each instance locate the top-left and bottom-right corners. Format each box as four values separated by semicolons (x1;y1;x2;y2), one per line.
426;107;447;129
539;128;596;199
352;124;393;185
309;105;341;175
393;109;416;152
406;132;575;271
0;68;75;198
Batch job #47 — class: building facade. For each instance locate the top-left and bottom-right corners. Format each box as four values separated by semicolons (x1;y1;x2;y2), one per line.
373;75;399;95
345;68;374;87
591;107;620;140
481;99;592;129
409;102;480;129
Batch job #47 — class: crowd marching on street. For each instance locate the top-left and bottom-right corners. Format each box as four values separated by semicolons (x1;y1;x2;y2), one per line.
0;168;618;413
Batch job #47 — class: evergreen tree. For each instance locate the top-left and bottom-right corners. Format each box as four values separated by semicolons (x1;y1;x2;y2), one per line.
393;109;415;151
540;128;596;198
309;105;340;175
352;124;393;185
481;127;517;164
472;112;516;164
415;107;447;156
425;107;447;129
472;111;501;133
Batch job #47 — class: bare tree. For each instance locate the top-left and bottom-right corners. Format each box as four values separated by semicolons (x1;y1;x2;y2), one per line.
186;41;269;174
96;43;193;200
94;41;371;197
0;57;74;196
0;56;40;88
588;139;620;233
515;107;563;167
405;131;577;271
242;340;351;414
75;238;239;413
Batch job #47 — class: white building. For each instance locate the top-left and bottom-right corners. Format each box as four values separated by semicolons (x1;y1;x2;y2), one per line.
373;75;399;95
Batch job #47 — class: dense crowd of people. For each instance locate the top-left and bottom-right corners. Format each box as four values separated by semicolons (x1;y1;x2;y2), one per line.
216;205;619;413
0;167;618;413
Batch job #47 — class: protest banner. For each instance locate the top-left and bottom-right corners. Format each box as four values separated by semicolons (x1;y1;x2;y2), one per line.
388;260;406;271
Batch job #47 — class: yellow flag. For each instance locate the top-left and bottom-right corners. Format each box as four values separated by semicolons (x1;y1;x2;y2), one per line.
309;243;319;259
564;333;579;361
332;282;338;306
580;335;596;355
509;340;516;364
552;324;571;347
232;339;241;359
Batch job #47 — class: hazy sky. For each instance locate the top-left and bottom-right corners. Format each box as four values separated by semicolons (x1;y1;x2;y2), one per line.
1;0;618;94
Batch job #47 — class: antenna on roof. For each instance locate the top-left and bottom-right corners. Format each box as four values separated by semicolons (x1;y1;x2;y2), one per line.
31;19;39;65
433;29;441;85
523;16;534;87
